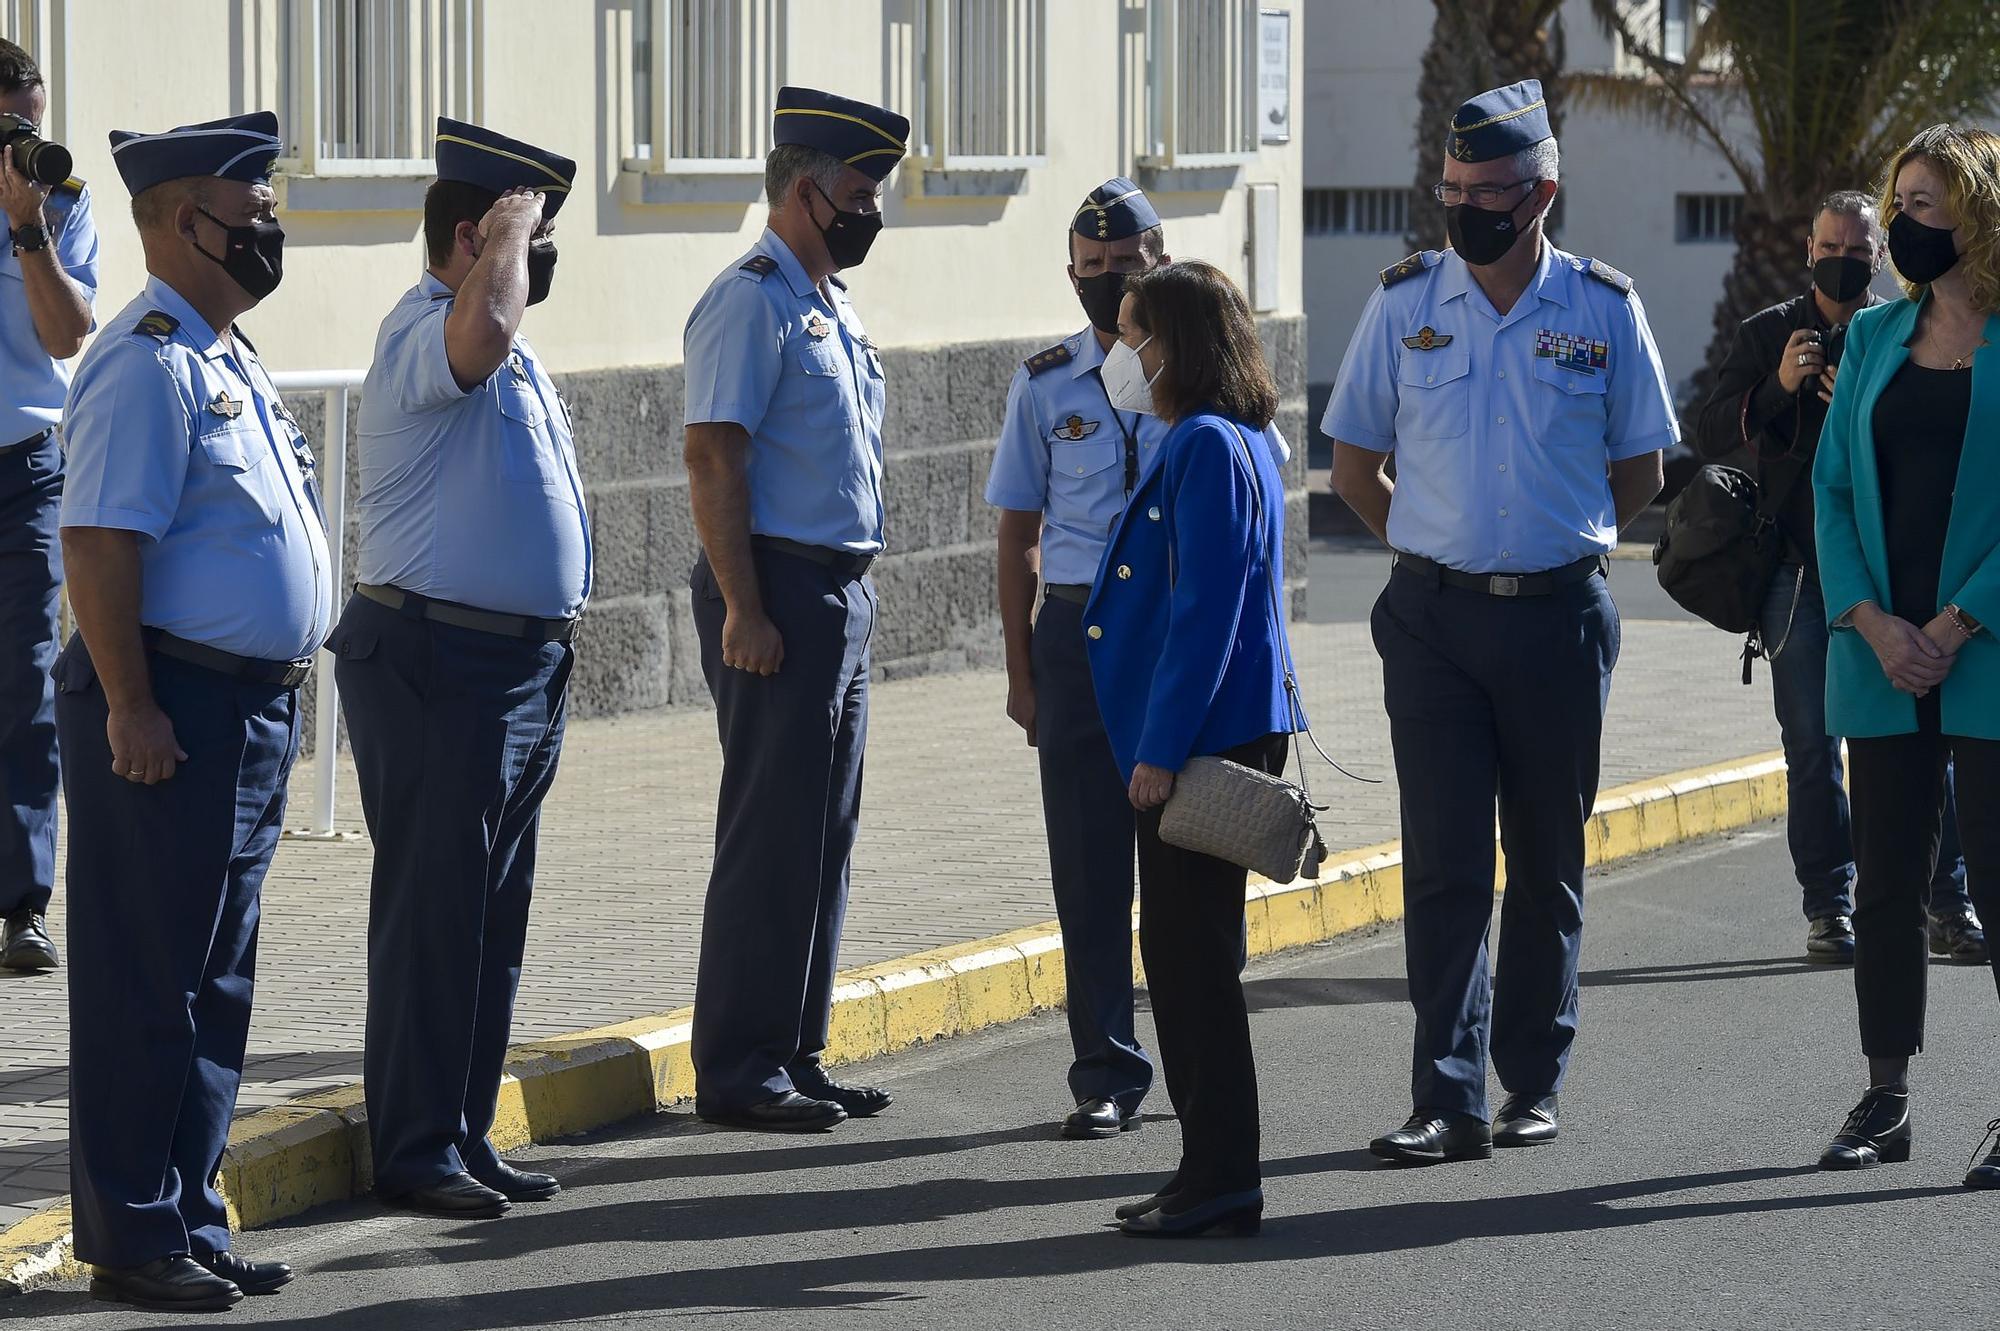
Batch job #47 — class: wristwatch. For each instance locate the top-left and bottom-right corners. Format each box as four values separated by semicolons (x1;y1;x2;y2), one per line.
1945;603;1984;639
9;221;49;255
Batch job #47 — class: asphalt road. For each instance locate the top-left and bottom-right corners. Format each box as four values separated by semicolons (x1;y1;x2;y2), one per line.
15;826;1998;1330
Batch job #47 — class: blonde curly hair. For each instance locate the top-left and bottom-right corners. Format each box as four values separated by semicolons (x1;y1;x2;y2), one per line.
1878;124;2000;313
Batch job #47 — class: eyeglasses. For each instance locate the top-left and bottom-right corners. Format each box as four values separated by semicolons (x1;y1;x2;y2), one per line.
1432;178;1542;208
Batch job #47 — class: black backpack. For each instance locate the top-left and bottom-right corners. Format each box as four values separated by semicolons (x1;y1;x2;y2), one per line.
1653;462;1811;678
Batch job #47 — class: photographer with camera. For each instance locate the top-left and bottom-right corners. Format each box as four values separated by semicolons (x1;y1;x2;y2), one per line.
1695;191;1980;968
0;37;94;973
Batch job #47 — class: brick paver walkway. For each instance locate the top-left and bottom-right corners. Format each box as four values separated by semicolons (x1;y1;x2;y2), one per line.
0;605;1775;1226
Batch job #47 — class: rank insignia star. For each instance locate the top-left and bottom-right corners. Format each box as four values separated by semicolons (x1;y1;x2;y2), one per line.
1401;326;1453;351
207;391;243;419
805;312;833;339
1052;415;1102;441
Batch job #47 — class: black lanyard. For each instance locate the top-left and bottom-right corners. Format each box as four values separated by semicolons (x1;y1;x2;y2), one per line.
1091;370;1141;496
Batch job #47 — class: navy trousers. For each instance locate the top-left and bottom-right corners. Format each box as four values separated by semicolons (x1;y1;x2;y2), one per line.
332;593;573;1195
0;431;62;915
58;637;298;1267
1030;595;1151;1111
1372;565;1619;1122
689;547;873;1111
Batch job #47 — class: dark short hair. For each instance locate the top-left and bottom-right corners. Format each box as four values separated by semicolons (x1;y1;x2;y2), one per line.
130;178;208;234
1066;223;1164;265
424;178;499;267
1122;260;1277;428
1815;189;1882;240
764;142;846;209
0;39;40;95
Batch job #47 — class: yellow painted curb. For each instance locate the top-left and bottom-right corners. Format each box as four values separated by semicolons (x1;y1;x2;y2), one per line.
0;748;1786;1296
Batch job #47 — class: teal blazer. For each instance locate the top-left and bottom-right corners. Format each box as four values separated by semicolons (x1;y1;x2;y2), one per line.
1814;295;2000;739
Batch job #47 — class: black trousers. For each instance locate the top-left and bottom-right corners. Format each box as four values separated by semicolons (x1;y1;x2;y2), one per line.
1848;732;2000;1058
1135;732;1287;1198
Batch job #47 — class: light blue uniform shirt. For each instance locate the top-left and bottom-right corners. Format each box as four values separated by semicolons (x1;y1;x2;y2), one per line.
984;327;1171;586
1322;243;1678;573
0;180;98;443
683;229;887;555
60;275;333;661
354;274;593;619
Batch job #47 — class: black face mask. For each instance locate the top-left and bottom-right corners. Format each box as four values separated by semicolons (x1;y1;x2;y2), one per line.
1444;201;1525;267
811;183;884;270
525;237;558;306
1811;255;1874;304
194;208;285;300
1888;210;1961;286
1075;269;1131;337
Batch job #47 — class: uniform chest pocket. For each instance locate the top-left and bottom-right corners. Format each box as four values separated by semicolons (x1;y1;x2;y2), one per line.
1530;357;1610;442
792;339;857;426
1394;349;1471;440
196;421;283;523
496;381;564;488
1047;439;1124;517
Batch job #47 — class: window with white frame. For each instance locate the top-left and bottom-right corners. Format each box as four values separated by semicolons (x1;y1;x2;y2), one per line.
1144;0;1259;168
628;0;787;172
912;0;1046;171
1660;0;1692;61
1304;188;1409;237
1677;192;1742;242
0;0;63;138
278;0;478;175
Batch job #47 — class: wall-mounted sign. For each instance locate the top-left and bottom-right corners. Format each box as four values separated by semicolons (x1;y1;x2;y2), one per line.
1259;9;1291;145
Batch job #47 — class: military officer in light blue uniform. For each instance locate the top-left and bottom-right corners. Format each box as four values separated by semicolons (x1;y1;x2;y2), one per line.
0;39;94;974
985;178;1172;1140
330;118;587;1220
683;86;907;1133
58;110;324;1312
1325;81;1676;1166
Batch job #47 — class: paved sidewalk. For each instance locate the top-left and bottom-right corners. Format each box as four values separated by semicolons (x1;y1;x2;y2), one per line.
0;611;1775;1226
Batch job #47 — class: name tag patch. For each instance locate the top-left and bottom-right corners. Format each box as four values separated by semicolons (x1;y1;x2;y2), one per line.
1535;329;1609;374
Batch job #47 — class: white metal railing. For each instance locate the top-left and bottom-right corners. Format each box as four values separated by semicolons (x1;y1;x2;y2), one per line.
918;0;1047;171
628;0;788;174
279;0;478;177
1144;0;1259;169
270;370;364;841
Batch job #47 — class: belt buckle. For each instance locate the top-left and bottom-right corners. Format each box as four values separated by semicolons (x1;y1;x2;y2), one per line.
1489;575;1521;597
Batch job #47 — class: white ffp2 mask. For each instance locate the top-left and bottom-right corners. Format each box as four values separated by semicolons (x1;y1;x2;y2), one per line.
1100;336;1161;416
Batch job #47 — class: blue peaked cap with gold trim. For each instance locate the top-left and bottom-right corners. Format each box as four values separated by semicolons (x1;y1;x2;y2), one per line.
435;117;576;219
1073;177;1159;243
109;111;282;197
1446;79;1552;164
772;86;909;182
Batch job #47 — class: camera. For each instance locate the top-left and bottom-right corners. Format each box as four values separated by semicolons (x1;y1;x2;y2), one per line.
1808;325;1848;369
0;113;72;188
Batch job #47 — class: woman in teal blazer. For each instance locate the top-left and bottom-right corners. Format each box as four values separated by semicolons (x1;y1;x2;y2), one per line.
1812;125;2000;1188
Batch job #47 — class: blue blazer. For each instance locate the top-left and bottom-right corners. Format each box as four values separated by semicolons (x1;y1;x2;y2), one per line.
1814;295;2000;740
1084;409;1299;780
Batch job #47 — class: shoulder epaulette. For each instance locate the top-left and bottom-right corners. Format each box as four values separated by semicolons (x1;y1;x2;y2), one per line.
1584;258;1634;295
1380;251;1440;288
51;176;83;197
1023;340;1074;377
737;254;779;280
132;310;180;341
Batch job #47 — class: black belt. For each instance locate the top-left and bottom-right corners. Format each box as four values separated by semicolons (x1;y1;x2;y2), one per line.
357;583;579;643
2;427;52;453
752;536;876;578
144;629;314;687
1392;551;1607;597
1044;583;1091;606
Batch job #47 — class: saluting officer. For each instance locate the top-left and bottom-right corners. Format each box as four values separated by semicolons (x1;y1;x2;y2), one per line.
331;119;587;1219
0;38;94;973
59;111;326;1312
985;179;1171;1139
1324;81;1676;1164
683;87;908;1133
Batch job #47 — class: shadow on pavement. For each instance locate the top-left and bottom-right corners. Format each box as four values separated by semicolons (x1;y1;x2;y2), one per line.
1244;957;1831;1012
539;1119;1061;1184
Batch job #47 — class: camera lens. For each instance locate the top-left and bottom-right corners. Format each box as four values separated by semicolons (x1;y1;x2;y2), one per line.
1;118;71;187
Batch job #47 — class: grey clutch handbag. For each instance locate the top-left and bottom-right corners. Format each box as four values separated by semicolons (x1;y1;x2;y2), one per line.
1156;422;1344;884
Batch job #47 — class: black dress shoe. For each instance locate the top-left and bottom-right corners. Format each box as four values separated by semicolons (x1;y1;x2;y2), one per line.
1930;910;1989;965
384;1171;512;1218
1819;1085;1911;1170
790;1072;891;1118
472;1160;560;1202
1063;1097;1138;1140
194;1248;293;1294
0;909;57;971
90;1255;243;1312
1492;1092;1559;1147
1806;914;1856;964
1119;1187;1263;1238
1370;1110;1493;1164
699;1090;847;1132
1965;1119;2000;1190
1114;1172;1182;1220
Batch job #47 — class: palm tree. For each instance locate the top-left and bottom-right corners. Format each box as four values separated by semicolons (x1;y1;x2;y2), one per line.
1406;0;1568;255
1573;0;2000;407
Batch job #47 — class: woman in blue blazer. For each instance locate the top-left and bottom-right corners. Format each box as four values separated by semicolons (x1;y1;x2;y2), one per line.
1083;260;1298;1237
1812;125;2000;1187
